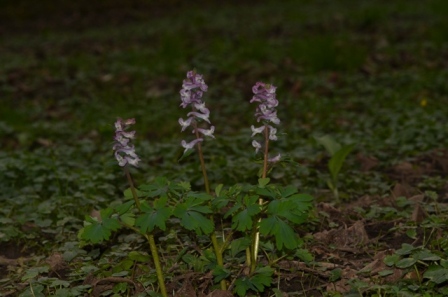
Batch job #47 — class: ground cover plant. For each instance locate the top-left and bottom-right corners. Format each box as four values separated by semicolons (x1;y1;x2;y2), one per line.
1;0;448;296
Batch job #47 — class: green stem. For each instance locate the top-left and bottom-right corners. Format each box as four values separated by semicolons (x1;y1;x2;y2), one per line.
125;167;167;297
251;125;270;273
125;167;141;210
195;135;210;195
194;125;226;290
146;234;168;297
262;125;269;180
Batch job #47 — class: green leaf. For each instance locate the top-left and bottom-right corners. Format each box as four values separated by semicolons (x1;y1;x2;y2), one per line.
280;185;298;198
288;193;314;211
329;268;342;282
123;188;145;199
272;288;285;297
179;146;195;160
215;184;224;197
128;251;151;263
413;249;441;261
328;144;354;181
230;237;251;257
212;196;229;210
295;249;314;262
234;277;252;296
18;284;45;297
21;266;49;281
80;222;110;244
177;181;191;191
251;266;274;291
384;254;400;266
378;270;394;277
80;211;121;244
234;267;273;297
255;187;276;198
395;243;417;255
406;228;417;239
266;198;311;224
212;265;231;283
137;177;172;198
232;204;260;231
314;135;341;156
259;216;299;250
173;202;214;235
258;178;270;188
119;212;135;226
423;265;448;284
114;200;134;215
135;204;171;233
395;257;417;268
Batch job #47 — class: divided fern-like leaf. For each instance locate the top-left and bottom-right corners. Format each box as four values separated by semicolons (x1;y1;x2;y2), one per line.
80;208;121;244
234;266;273;296
231;204;260;231
259;216;299;250
173;194;213;235
135;197;171;233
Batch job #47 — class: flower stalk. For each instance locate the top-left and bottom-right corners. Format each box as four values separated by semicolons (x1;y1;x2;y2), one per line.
179;71;226;290
113;118;167;297
249;82;281;273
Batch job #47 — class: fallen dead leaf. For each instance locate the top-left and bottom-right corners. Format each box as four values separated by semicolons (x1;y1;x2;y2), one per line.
314;221;369;249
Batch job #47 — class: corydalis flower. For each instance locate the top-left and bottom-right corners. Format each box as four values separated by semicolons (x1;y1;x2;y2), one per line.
180;71;208;108
113;118;140;167
250;82;281;162
179;70;214;153
251;82;280;125
181;138;203;154
268;153;281;163
252;140;262;154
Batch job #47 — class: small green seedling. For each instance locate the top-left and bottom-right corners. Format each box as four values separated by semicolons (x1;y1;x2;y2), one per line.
315;135;354;203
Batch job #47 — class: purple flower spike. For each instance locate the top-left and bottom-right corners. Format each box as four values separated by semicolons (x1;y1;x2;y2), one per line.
113;118;140;167
251;82;280;125
180;70;208;108
179;70;215;154
250;82;281;155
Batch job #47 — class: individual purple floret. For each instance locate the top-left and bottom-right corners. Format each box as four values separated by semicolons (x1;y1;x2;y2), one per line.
113;118;141;167
179;70;214;153
250;82;281;162
252;140;262;154
181;138;203;154
268;153;281;163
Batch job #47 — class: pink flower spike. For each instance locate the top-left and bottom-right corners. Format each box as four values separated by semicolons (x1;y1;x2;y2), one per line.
181;138;203;154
